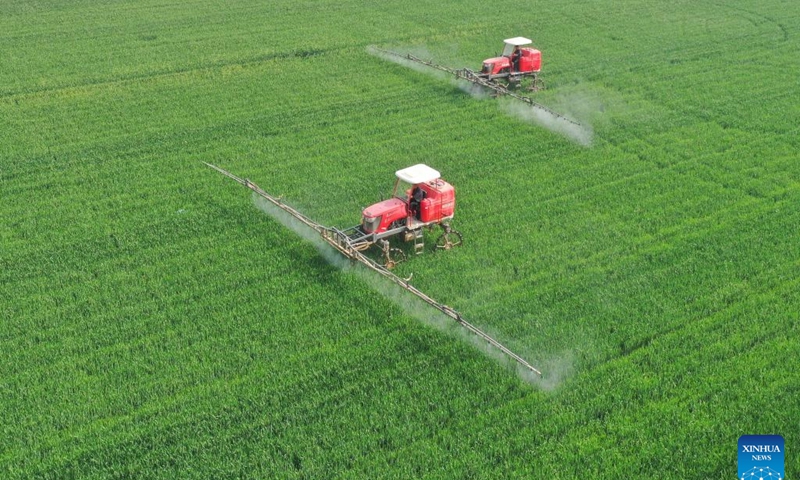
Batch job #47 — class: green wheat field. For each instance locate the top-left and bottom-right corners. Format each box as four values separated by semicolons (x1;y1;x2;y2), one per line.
2;0;798;477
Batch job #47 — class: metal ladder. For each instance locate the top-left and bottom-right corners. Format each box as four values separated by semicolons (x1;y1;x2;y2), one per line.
413;229;425;255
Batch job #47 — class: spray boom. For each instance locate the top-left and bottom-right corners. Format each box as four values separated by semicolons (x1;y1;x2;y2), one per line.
206;162;541;376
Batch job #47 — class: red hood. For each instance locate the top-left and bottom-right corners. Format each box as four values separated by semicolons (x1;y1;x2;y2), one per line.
363;198;405;218
483;56;510;66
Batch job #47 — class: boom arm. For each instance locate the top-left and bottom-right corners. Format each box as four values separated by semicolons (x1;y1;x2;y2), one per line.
205;162;541;376
371;47;580;127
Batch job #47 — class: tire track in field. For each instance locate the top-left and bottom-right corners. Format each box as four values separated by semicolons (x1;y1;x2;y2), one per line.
449;268;798;445
513;178;798;304
0;326;409;472
474;276;799;471
709;1;790;42
464;180;799;367
0;34;482;172
505;118;790;217
0;64;444;175
2;283;492;475
605;265;798;371
0;24;481;101
575;14;787;74
0;47;332;101
0;290;387;398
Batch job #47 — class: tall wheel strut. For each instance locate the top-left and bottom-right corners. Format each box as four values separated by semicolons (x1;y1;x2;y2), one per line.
436;224;463;250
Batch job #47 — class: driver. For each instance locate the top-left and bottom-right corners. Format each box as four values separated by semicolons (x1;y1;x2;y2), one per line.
410;186;426;220
511;45;522;72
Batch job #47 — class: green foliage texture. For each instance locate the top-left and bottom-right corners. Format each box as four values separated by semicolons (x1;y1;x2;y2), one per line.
1;0;798;478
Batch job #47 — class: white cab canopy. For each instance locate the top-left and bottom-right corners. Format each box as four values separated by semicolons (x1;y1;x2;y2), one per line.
502;37;533;56
504;36;532;46
395;164;440;185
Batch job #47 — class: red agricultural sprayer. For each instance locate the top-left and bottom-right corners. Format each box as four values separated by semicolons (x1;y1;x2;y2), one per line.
373;37;579;125
205;162;540;375
346;163;462;267
473;36;544;89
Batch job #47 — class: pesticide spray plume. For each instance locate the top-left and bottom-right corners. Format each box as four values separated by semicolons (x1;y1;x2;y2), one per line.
253;195;350;270
344;258;575;389
453;77;491;99
528;351;575;391
502;99;593;146
367;45;488;100
206;162;547;384
366;45;450;81
252;193;551;385
367;45;592;146
340;251;549;384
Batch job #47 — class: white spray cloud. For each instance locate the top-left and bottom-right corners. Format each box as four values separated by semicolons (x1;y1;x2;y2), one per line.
501;99;594;146
529;351;576;391
253;195;350;270
366;45;451;81
367;45;594;146
252;187;575;388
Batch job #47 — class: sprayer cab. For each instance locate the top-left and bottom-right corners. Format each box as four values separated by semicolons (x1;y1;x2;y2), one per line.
480;37;541;76
361;164;455;235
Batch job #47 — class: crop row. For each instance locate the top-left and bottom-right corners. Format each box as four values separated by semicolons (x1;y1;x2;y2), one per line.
3;0;799;477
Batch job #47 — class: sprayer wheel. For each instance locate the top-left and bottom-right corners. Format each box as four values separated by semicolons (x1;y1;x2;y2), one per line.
384;248;407;269
529;77;545;92
435;229;463;250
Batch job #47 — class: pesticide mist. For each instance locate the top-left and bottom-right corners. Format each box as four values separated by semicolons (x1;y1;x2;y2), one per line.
366;45;593;146
366;45;451;81
253;195;350;270
253;193;573;388
501;99;593;146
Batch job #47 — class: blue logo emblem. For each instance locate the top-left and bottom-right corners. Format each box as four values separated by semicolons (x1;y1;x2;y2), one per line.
738;435;784;480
